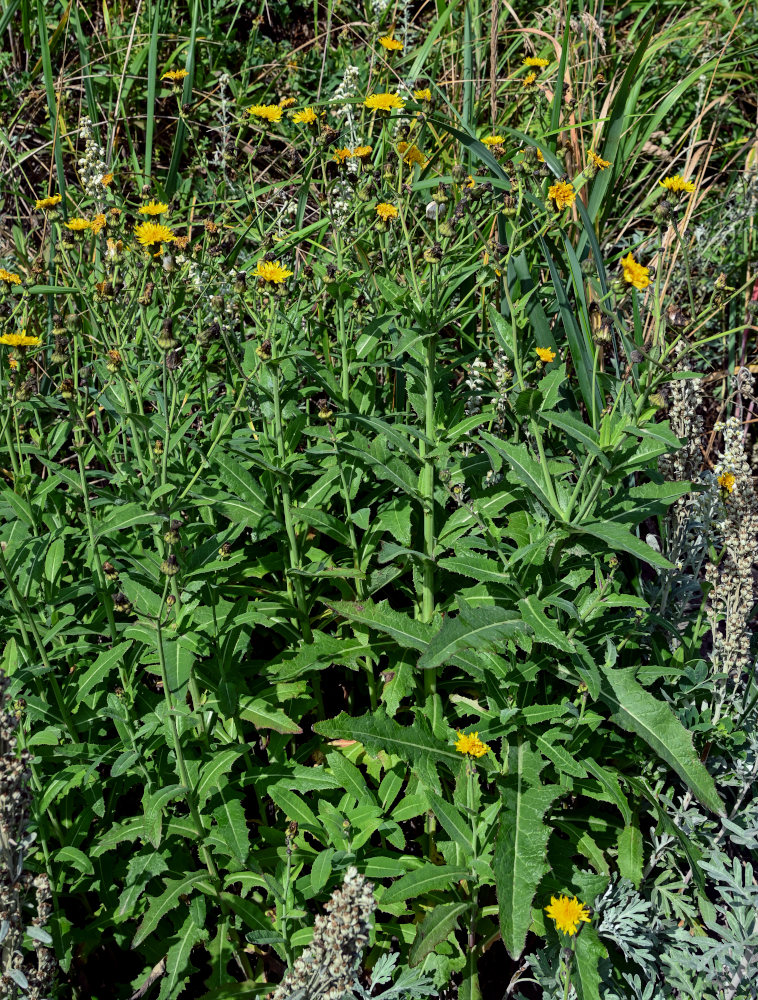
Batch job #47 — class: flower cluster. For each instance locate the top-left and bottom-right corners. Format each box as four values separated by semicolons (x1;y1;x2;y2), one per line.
272;867;375;1000
76;116;110;201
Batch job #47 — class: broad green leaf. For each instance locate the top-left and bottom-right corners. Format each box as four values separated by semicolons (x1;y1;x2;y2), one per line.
495;744;560;958
599;664;722;813
315;710;461;795
310;848;335;895
326;751;374;806
163;639;194;701
268;787;323;835
574;925;608;1000
380;864;469;907
518;596;574;653
572;521;673;570
437;553;507;584
132;872;210;948
159;911;208;1000
617;821;643;888
75;641;132;703
212;793;250;866
197;749;247;808
480;435;555;512
238;696;302;734
212;453;268;511
408;901;469;967
325;600;435;651
94;503;155;540
419;603;528;670
426;791;474;853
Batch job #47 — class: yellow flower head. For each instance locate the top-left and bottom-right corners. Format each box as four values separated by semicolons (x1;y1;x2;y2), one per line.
65;217;92;232
139;200;169;215
548;181;575;210
90;213;107;235
9;357;18;370
248;104;283;124
659;174;695;194
588;150;611;170
135;221;175;248
523;72;537;87
292;107;319;125
352;145;373;159
0;268;21;285
253;259;293;283
523;56;550;67
413;88;432;101
35;193;62;210
482;134;505;147
536;149;545;162
161;69;189;82
379;35;403;51
333;147;353;163
375;202;398;220
279;97;296;108
365;92;405;112
621;252;650;290
718;472;736;494
454;731;489;758
397;141;426;167
466;175;476;189
0;331;41;348
536;347;556;363
545;895;591;936
101;172;114;186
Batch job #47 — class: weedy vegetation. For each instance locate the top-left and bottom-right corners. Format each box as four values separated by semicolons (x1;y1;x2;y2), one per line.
0;1;757;998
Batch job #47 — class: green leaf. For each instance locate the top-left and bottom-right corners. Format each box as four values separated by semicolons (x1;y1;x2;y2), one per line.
325;600;434;651
494;744;560;958
573;521;673;570
480;435;555;512
426;791;474;852
617;821;643;888
132;872;210;948
75;641;133;703
268;787;322;835
599;664;722;813
159;911;208;1000
212;793;250;866
380;864;469;907
310;848;335;895
574;925;608;1000
408;901;469;967
314;710;461;795
238;697;302;734
163;639;194;701
197;749;246;808
518;596;574;653
94;503;155;540
419;603;529;670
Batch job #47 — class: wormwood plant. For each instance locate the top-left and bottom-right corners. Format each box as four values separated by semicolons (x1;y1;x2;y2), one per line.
0;1;755;999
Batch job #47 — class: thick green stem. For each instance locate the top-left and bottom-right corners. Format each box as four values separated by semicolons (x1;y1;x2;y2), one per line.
420;333;437;695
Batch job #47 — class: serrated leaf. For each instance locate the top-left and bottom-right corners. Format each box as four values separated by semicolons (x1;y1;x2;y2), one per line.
617;821;643;888
380;864;470;907
574;925;608;1000
159;913;208;1000
426;791;474;852
518;595;574;653
76;641;133;703
573;521;673;570
480;434;554;511
599;664;722;814
495;744;560;958
132;872;209;948
325;600;434;651
213;793;250;865
197;749;246;808
238;697;302;734
409;901;469;967
314;710;460;795
418;603;528;670
269;787;323;836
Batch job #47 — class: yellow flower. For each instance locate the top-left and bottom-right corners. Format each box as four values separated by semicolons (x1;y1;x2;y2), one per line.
621;252;650;290
379;35;403;51
454;731;489;758
292;107;318;125
397;141;426;167
548;181;575;210
101;172;114;186
523;72;537;87
659;174;696;194
333;147;353;163
352;145;373;159
523;56;550;67
139;200;169;215
536;149;545;162
588;150;611;170
253;259;293;283
9;357;18;370
482;134;505;147
364;92;405;112
0;331;41;348
375;202;398;220
413;88;431;101
545;895;591;936
65;217;92;232
248;104;283;123
0;268;21;284
135;221;175;248
279;97;296;108
536;347;556;363
718;472;735;494
90;213;106;235
35;193;62;210
465;175;476;189
161;69;189;81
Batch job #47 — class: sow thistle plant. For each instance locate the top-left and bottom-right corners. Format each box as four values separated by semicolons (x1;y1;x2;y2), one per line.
0;3;755;1000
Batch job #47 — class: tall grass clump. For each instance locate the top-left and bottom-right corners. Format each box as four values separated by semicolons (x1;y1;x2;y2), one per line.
0;1;756;998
